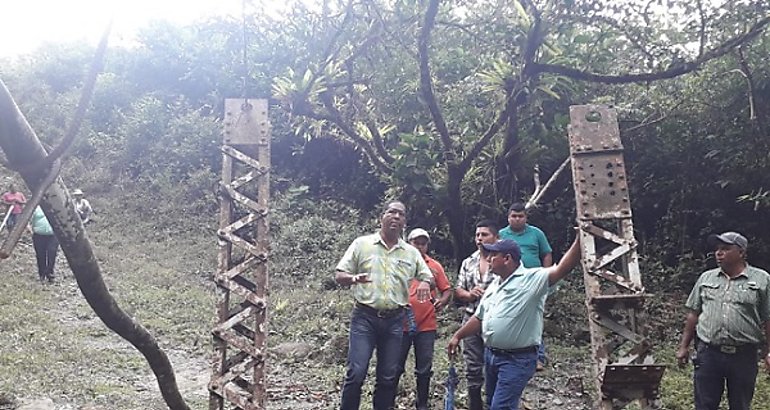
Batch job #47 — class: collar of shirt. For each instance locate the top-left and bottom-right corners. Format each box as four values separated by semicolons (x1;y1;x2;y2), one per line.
493;264;527;288
717;266;749;280
371;233;407;250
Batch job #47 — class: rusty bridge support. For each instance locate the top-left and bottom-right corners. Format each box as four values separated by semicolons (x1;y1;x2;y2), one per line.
568;105;665;409
209;99;270;410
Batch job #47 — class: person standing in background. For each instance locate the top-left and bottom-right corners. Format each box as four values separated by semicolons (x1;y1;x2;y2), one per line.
395;228;452;410
72;189;93;224
29;206;58;283
454;220;499;410
1;183;27;231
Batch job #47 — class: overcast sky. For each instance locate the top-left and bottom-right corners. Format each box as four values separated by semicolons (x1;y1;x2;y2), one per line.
0;0;247;56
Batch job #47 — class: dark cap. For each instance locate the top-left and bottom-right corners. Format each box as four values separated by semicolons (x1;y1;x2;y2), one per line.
707;232;748;250
481;239;521;261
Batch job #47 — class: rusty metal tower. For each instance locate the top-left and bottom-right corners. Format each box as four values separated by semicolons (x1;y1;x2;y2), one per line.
209;98;270;410
568;105;665;409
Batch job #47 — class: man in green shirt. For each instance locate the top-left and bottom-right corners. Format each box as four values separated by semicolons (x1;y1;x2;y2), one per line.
335;201;433;410
447;237;580;410
676;232;770;410
498;202;553;369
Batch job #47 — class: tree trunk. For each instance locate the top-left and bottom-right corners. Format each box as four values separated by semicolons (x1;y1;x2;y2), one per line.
0;80;191;410
446;164;465;264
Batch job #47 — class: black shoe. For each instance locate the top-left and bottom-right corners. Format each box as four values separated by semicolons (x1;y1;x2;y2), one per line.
469;387;483;410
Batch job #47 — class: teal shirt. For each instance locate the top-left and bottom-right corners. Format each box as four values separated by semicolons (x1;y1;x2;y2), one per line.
498;224;552;268
31;207;54;236
685;265;770;346
336;233;432;310
474;265;550;349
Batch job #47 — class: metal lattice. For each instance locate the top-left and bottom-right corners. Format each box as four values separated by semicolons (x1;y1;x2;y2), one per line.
568;105;665;409
209;99;270;410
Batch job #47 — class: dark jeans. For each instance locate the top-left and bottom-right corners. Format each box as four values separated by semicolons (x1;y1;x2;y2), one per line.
340;306;404;410
461;312;485;389
396;330;436;409
5;213;18;231
693;340;758;410
484;347;537;410
32;233;58;281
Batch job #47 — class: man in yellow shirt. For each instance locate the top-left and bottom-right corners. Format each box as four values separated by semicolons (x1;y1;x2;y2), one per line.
335;201;433;410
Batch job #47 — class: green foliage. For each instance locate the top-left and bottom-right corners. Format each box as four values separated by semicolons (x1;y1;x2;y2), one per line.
269;191;371;285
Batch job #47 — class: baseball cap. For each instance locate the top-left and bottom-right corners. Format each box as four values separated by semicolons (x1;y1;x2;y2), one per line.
407;228;430;242
707;231;748;250
481;239;521;261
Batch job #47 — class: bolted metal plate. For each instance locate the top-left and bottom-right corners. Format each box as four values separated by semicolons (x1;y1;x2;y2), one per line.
568;105;622;151
224;98;269;145
602;364;666;395
569;105;632;219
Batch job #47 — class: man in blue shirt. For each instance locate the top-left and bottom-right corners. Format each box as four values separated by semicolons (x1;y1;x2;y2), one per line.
498;202;553;369
447;238;580;410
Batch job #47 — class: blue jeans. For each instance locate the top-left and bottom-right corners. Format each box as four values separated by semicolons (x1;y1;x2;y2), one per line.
693;340;758;410
484;347;537;410
340;306;404;410
537;342;546;364
396;330;436;409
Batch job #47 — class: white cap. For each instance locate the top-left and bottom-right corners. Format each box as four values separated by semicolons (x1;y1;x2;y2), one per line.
407;228;430;241
72;189;84;196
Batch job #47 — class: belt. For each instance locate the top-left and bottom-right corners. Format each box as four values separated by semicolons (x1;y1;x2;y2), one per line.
487;345;537;356
355;302;404;318
699;339;758;355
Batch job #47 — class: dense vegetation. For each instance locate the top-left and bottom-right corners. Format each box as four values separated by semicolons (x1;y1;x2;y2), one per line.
2;0;770;408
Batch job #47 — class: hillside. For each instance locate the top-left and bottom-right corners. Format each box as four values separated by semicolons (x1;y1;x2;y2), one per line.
2;188;768;409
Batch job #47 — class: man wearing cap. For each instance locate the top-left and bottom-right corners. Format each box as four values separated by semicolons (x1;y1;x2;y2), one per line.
454;219;499;410
448;237;581;410
395;228;452;410
499;202;553;370
675;232;770;410
335;201;434;410
72;189;93;224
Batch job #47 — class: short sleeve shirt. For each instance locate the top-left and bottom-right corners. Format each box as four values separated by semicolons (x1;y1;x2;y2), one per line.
1;192;26;214
475;265;550;349
407;255;451;332
31;207;54;236
336;233;433;310
498;224;552;268
685;265;770;345
457;250;496;314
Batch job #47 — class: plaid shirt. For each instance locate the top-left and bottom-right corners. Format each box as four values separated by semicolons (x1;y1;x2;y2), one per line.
686;265;770;346
336;233;432;310
457;250;496;314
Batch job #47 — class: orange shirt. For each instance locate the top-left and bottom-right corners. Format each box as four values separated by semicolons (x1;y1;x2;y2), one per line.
406;255;451;332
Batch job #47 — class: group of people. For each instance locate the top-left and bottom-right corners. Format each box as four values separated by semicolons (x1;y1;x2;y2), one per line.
335;200;575;410
1;183;93;283
335;200;770;410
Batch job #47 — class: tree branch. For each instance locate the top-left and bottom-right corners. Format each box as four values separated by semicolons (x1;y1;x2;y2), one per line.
419;0;454;160
312;91;393;174
365;120;395;163
531;15;770;84
735;47;766;136
459;87;521;174
525;157;571;210
43;21;112;167
0;80;191;410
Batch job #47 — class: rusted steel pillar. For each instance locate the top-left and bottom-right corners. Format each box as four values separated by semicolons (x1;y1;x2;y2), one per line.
209;99;270;410
568;105;664;409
